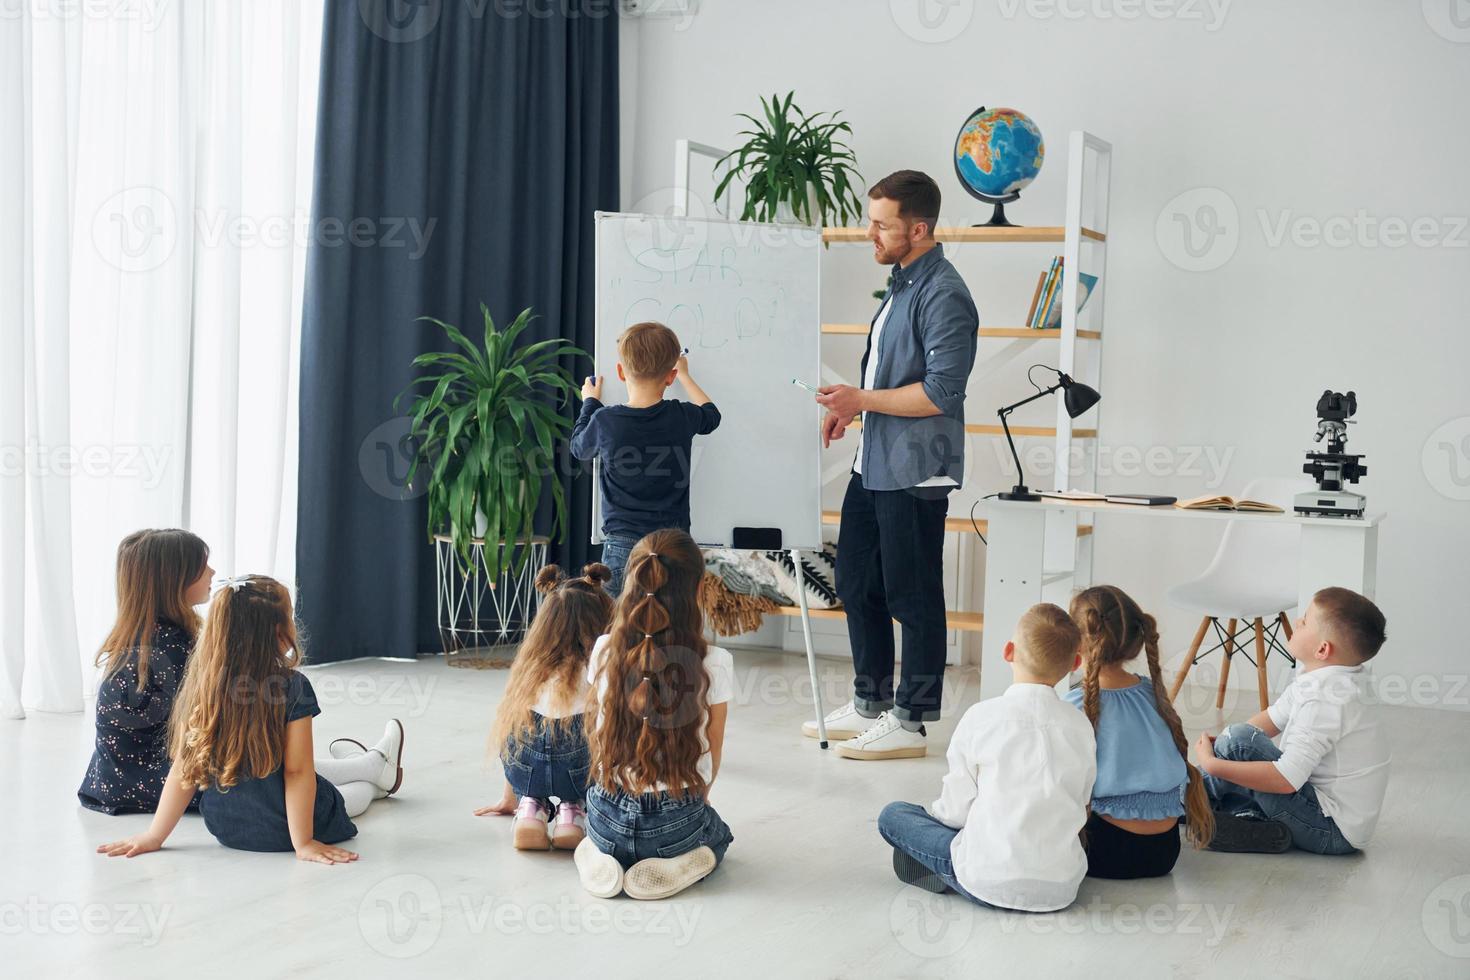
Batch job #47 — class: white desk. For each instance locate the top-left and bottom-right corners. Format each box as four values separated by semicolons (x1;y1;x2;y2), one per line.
979;498;1384;700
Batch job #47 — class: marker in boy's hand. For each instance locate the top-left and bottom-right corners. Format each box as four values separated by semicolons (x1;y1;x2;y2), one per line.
582;375;603;401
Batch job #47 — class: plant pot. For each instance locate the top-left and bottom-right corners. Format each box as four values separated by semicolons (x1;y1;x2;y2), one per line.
775;181;822;227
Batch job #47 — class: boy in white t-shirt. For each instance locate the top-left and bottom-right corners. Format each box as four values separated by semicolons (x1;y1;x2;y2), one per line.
1197;587;1390;855
878;603;1097;911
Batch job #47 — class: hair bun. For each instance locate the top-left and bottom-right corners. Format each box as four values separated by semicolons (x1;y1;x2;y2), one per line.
534;565;566;595
581;562;612;585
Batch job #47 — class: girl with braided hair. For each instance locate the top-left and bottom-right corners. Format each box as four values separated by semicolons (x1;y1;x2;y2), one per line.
476;563;614;851
573;529;734;900
1064;586;1215;877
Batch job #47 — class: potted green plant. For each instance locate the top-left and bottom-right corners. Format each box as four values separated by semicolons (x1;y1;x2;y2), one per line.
713;91;864;228
397;305;586;579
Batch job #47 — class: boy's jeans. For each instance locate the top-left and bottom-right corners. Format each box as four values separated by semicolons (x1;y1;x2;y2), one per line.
501;712;590;804
585;785;733;870
1204;723;1357;855
600;533;639;597
877;802;991;906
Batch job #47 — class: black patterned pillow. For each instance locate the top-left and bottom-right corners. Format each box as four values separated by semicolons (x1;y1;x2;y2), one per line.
763;544;840;609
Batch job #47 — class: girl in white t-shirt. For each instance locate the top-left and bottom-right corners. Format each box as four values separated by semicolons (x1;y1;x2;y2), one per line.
476;563;613;850
573;529;734;901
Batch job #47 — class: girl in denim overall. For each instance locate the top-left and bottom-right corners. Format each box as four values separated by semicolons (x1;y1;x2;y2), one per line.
477;564;614;850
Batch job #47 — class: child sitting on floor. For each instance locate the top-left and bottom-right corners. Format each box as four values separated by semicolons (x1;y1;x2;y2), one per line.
1066;585;1215;877
573;530;735;900
1197;586;1389;855
475;563;614;850
878;603;1096;911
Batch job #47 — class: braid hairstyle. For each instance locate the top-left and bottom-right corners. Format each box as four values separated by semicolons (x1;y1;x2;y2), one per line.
490;563;615;758
588;529;709;798
1069;585;1215;849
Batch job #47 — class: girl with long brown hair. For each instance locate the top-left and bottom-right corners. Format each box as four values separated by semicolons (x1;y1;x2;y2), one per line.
79;529;213;814
572;529;734;901
1064;585;1215;877
96;575;406;863
474;563;613;851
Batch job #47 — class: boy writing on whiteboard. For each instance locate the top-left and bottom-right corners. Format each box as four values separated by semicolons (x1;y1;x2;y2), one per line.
571;321;720;595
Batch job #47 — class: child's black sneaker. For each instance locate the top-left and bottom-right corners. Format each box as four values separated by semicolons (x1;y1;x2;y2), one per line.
891;848;950;893
1206;809;1293;853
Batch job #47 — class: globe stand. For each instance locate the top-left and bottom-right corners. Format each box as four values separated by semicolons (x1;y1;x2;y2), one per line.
978;200;1017;228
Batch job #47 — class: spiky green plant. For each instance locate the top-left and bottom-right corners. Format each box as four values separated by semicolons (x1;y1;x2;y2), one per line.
396;306;586;578
713;91;864;228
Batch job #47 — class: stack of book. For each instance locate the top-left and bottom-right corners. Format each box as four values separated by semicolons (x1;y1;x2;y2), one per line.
1025;257;1100;330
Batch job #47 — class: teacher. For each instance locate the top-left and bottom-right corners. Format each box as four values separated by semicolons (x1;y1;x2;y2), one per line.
811;170;979;761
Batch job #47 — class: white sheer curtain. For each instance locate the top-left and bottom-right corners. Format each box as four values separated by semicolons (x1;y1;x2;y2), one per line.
0;1;322;717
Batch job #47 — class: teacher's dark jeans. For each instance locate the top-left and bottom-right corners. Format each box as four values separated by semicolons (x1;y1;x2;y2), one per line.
835;473;949;722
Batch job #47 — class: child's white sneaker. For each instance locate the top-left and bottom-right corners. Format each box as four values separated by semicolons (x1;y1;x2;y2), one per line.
513;798;553;850
801;700;874;741
369;719;405;797
574;837;624;897
623;846;717;900
834;711;927;760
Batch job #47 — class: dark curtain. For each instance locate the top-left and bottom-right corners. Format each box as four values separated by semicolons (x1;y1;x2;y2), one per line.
296;1;618;662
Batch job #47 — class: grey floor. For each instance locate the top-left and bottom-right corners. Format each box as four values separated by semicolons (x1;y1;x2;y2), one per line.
8;648;1470;979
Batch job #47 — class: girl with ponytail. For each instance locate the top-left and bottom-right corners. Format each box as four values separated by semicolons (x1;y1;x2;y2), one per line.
476;563;614;851
573;529;735;901
1065;586;1215;877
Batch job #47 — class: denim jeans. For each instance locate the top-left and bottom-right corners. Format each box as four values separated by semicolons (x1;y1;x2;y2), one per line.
599;533;641;597
834;474;950;722
1204;723;1356;855
584;784;733;871
877;802;990;906
502;713;590;804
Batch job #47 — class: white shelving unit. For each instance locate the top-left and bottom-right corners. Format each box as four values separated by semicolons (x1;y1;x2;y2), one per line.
774;130;1113;664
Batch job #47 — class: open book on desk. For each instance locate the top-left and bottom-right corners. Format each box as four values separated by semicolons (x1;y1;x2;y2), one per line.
1175;495;1284;514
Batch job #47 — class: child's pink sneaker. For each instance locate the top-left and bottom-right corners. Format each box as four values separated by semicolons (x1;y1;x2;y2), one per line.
551;802;586;850
512;798;552;850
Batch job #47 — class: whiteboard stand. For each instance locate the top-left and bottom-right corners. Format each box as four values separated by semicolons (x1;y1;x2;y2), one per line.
791;548;829;748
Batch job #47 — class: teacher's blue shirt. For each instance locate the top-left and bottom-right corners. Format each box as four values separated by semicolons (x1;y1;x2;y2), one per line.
855;243;978;490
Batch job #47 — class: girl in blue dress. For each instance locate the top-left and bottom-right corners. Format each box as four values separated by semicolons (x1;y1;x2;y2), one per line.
79;529;213;814
96;574;405;863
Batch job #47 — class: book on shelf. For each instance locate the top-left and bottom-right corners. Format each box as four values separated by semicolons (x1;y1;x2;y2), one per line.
1105;494;1177;506
1024;270;1046;327
1175;495;1285;514
1027;257;1101;330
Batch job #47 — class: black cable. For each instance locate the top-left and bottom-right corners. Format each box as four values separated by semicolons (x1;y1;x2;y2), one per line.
969;493;999;545
1026;363;1059;394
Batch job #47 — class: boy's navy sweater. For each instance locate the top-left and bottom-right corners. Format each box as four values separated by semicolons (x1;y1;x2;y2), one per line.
570;397;721;537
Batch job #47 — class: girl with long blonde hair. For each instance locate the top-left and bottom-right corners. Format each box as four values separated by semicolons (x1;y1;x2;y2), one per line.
572;529;734;901
474;563;614;851
1065;585;1215;877
96;575;406;863
79;529;213;814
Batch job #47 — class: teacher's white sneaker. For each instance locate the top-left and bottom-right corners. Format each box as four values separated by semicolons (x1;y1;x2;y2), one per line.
801;700;873;741
835;711;926;760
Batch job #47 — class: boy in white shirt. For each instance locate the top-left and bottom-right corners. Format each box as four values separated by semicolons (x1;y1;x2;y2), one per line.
1196;587;1389;855
877;603;1097;911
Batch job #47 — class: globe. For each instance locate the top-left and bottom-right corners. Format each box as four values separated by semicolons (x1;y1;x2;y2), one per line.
953;106;1045;226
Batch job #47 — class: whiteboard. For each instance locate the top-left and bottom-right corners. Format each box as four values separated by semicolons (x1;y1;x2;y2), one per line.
592;210;822;550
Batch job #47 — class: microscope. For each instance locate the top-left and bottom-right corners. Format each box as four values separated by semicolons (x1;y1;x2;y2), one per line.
1294;390;1367;518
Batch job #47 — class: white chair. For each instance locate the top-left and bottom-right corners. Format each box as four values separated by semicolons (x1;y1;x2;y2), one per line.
1166;477;1312;710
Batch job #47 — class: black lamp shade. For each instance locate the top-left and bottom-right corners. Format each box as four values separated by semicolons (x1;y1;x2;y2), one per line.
1063;380;1101;418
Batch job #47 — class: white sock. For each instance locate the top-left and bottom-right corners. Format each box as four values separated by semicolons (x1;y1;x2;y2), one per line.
337;781;376;818
316;750;387;786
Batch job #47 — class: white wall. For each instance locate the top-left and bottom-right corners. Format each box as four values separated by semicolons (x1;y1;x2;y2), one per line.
620;0;1470;711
